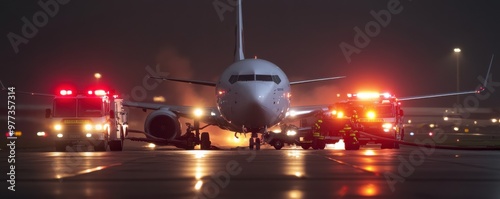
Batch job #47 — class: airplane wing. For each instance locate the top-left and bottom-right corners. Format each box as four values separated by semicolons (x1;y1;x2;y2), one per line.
122;101;225;125
290;76;346;85
0;80;55;97
149;76;217;87
400;54;494;101
399;90;478;101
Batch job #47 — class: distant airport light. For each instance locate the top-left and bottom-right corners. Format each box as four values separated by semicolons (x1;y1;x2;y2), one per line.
443;117;449;121
86;133;92;138
429;124;435;128
429;132;433;136
57;133;63;138
410;132;415;136
454;48;461;53
148;143;156;148
37;131;46;137
408;120;412;124
492;118;498;123
94;73;102;79
453;127;459;131
474;121;477;125
153;96;165;102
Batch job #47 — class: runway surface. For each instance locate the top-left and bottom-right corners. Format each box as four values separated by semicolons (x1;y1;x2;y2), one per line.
2;145;500;199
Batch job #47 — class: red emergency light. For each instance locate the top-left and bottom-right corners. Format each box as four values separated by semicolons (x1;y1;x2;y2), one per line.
86;89;109;96
59;90;73;96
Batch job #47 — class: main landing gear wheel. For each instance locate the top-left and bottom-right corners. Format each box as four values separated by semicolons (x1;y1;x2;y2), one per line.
200;132;211;150
249;137;261;150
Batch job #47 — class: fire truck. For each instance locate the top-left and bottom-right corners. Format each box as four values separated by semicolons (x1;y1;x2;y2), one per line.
331;92;404;149
296;92;404;150
45;88;127;152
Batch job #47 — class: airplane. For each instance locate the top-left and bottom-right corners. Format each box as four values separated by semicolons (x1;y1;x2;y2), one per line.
123;1;495;150
123;0;346;150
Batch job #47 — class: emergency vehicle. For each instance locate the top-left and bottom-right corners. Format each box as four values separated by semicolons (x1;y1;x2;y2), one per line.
45;88;127;152
331;92;404;149
294;92;403;150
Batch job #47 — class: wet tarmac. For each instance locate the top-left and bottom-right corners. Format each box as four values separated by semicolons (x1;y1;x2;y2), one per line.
2;145;500;199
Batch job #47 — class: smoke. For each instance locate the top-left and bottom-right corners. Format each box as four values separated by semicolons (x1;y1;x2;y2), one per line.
291;83;342;106
155;46;244;147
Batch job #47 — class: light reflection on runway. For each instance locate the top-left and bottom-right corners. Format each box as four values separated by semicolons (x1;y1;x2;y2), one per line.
3;147;500;198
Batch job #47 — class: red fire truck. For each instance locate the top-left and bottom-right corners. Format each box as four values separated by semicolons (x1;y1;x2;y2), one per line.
45;88;127;152
331;92;404;149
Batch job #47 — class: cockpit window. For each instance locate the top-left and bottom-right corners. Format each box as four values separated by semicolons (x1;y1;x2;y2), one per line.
228;74;281;84
238;74;255;81
256;75;273;81
272;75;281;84
229;75;238;84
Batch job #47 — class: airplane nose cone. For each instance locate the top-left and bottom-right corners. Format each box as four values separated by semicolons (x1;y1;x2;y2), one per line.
238;83;275;126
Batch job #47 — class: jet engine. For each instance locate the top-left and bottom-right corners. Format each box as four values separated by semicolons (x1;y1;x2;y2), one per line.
144;109;182;140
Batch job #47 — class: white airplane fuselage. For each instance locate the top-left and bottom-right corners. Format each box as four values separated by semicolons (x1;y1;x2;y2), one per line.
216;59;291;132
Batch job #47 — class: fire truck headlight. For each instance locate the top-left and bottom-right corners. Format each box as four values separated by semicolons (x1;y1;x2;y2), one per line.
367;111;376;119
286;130;297;136
95;124;103;131
54;124;62;131
57;133;63;138
337;111;344;118
84;124;93;131
382;123;393;132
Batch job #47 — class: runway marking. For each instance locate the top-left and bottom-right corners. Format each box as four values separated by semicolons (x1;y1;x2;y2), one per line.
323;156;381;176
55;163;122;180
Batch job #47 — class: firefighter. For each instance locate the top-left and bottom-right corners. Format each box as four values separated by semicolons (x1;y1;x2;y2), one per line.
341;110;360;150
312;114;326;149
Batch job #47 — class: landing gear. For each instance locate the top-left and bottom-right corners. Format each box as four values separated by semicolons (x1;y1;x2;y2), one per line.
200;132;211;150
248;132;261;150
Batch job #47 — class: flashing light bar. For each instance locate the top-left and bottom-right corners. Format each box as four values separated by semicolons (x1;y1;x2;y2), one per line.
348;92;393;99
59;90;73;96
94;89;107;96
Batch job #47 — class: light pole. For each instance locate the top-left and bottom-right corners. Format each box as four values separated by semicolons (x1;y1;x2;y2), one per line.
453;48;461;104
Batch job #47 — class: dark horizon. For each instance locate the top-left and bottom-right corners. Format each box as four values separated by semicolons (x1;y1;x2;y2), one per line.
2;0;499;111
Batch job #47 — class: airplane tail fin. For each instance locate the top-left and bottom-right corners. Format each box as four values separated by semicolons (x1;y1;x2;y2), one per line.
234;0;244;62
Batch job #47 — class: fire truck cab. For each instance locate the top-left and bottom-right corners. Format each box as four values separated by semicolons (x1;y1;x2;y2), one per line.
333;92;404;149
45;89;127;152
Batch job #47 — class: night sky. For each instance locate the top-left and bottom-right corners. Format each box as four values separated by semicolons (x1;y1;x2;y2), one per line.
1;0;500;114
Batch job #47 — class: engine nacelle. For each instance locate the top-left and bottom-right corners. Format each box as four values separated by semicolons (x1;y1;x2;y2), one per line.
144;109;181;140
